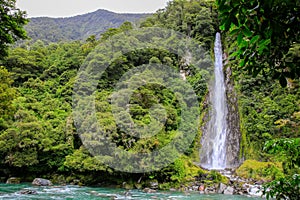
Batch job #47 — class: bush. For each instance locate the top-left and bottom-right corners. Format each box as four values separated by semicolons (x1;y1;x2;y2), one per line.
236;160;284;181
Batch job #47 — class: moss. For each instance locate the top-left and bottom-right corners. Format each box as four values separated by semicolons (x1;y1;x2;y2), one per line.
236;160;284;181
159;182;180;190
50;174;66;185
201;170;229;185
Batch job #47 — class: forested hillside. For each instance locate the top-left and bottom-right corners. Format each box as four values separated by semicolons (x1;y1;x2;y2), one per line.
0;0;299;199
24;9;149;43
0;0;217;186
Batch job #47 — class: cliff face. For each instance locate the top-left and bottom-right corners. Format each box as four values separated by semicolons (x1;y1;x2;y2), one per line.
200;65;242;169
199;40;242;170
224;64;242;168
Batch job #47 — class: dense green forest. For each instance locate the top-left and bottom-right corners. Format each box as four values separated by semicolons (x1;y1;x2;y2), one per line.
0;0;299;199
24;9;149;43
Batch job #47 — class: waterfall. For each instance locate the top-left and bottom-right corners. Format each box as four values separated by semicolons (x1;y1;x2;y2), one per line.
200;32;228;170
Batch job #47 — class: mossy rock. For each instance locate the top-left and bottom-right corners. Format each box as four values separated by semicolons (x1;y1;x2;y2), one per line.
236;160;284;181
6;177;21;184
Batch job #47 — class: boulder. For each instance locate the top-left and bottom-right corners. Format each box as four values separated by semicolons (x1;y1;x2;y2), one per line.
19;189;37;195
204;185;216;194
198;184;205;191
32;178;53;186
149;180;159;189
218;183;227;194
224;186;234;195
143;187;156;193
6;177;21;184
248;185;263;197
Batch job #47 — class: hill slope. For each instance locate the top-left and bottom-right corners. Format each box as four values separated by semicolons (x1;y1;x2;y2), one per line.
25;9;149;43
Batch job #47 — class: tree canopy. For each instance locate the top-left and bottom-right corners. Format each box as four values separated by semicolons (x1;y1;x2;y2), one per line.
217;0;300;86
0;0;28;57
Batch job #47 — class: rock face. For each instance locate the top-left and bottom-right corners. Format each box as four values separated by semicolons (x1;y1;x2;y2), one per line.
6;177;21;184
199;52;241;169
32;178;53;186
225;65;242;168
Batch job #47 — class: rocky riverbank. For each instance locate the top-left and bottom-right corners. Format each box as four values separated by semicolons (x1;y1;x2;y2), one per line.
178;171;264;198
3;169;265;198
141;169;265;198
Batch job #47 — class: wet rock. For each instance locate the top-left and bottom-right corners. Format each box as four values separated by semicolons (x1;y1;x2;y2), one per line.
6;177;21;184
19;189;37;195
204;185;216;194
225;65;242;168
224;186;234;195
32;178;53;186
143;187;156;193
248;185;263;197
90;191;118;198
122;182;133;190
218;183;227;194
149;181;159;189
198;184;205;192
70;179;82;186
134;183;142;189
192;186;199;191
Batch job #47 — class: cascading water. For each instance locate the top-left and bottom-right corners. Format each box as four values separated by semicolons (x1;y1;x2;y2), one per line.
200;32;228;170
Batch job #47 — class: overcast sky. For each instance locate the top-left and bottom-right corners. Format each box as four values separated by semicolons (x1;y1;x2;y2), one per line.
16;0;170;18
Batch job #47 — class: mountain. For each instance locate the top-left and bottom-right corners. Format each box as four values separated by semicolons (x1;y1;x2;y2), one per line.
25;9;149;43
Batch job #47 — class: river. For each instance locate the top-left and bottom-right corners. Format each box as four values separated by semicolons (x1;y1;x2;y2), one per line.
0;183;262;199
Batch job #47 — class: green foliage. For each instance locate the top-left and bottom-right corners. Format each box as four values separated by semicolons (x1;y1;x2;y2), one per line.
264;138;300;174
140;0;218;49
217;0;300;84
3;47;46;84
0;66;17;130
262;138;300;199
24;10;147;44
206;170;228;184
236;160;284;181
236;73;300;158
0;6;212;181
2;0;298;189
0;0;28;57
262;174;300;200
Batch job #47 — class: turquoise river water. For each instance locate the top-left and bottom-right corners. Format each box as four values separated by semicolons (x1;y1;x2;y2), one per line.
0;184;262;199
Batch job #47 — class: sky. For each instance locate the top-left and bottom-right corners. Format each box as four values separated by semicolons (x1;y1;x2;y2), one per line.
16;0;170;18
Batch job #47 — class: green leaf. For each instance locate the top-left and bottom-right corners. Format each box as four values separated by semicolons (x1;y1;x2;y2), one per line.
230;28;240;36
230;51;240;58
250;35;260;44
237;33;243;45
240;59;246;67
243;28;253;37
220;5;232;13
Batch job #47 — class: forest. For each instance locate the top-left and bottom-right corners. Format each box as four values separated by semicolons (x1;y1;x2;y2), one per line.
0;0;299;199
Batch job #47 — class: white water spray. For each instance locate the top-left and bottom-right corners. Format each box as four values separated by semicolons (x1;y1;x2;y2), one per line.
200;32;227;169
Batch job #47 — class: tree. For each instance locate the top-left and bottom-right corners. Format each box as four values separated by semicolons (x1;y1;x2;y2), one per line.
262;138;300;199
0;0;28;57
0;66;17;130
217;0;300;86
140;0;218;49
